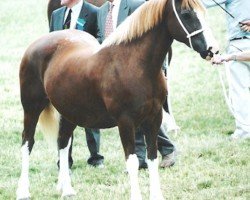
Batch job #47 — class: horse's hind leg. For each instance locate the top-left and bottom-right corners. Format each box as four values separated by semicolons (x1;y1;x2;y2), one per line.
57;134;74;169
143;113;164;200
16;95;48;199
17;66;49;199
118;115;142;200
56;117;77;197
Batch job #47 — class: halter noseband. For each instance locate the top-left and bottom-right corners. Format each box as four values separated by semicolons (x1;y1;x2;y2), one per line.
172;0;204;49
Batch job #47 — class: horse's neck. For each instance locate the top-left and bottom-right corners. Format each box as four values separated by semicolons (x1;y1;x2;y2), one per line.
126;23;172;76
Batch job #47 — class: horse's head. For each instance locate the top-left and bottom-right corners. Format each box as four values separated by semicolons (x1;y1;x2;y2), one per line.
167;0;219;60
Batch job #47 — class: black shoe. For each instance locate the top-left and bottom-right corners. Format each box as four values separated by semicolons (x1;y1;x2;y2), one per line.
87;154;104;168
139;161;148;170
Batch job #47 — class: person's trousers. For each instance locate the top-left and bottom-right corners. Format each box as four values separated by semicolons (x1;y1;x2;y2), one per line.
135;125;175;162
226;38;250;133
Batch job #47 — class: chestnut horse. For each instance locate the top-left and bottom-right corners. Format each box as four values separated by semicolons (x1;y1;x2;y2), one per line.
17;0;218;199
47;0;174;170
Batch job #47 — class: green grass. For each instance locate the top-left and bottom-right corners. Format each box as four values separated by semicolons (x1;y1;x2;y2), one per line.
0;1;249;199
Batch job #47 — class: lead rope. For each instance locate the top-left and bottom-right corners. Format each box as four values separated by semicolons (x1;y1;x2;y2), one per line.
216;43;250;126
170;0;204;135
216;63;250;127
209;0;250;126
217;67;234;115
217;45;243;117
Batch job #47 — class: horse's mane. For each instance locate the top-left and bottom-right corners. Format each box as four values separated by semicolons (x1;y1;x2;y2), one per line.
181;0;205;10
101;0;205;48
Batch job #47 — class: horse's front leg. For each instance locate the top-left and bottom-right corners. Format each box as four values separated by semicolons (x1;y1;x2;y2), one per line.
144;113;164;200
118;115;142;200
57;117;77;197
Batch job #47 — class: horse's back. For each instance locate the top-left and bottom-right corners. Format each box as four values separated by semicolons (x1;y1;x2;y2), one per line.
24;30;99;58
20;29;99;78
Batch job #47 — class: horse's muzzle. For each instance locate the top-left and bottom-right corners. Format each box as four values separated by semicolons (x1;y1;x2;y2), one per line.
200;47;219;60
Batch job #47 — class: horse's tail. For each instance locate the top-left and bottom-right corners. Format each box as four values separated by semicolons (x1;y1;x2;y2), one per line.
38;104;60;147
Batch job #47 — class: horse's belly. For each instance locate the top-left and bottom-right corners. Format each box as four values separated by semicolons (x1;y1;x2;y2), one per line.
53;102;117;129
77;115;117;129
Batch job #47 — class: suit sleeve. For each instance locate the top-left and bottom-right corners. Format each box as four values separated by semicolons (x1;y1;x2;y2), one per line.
92;8;98;38
49;12;55;32
129;0;145;13
96;10;103;44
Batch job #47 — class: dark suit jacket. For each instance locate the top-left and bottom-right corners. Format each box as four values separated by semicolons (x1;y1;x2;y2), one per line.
97;0;145;43
50;1;99;38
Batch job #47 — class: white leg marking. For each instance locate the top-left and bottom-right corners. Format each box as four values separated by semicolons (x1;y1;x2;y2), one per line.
126;154;142;200
16;141;31;200
148;158;164;200
57;137;76;197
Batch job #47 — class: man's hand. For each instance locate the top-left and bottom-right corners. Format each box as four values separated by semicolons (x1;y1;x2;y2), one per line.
240;20;250;32
211;54;234;65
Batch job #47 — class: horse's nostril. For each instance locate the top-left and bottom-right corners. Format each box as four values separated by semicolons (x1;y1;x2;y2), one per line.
200;50;208;59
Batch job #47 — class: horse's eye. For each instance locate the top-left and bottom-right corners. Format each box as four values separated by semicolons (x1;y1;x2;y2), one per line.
181;9;195;19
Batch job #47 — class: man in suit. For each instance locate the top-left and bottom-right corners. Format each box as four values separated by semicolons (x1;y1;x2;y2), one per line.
97;0;144;43
50;0;104;168
97;0;176;169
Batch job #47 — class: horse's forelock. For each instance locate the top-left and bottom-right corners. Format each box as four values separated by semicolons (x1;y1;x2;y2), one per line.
181;0;205;13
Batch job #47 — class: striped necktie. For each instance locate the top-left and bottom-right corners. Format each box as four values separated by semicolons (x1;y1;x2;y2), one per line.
105;3;114;38
63;9;72;29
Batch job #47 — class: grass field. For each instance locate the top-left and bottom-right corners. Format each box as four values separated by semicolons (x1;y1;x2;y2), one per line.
0;0;249;199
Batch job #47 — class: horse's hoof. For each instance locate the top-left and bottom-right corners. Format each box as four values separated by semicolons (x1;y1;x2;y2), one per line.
17;198;31;200
16;195;31;200
16;188;31;200
130;194;142;200
62;187;76;198
150;195;164;200
62;194;76;199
